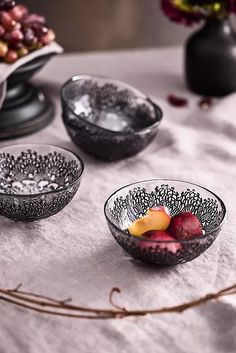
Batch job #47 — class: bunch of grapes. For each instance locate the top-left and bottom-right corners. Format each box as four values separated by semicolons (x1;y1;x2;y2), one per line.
0;1;55;64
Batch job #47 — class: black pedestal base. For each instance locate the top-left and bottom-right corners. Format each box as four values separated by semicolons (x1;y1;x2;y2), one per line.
0;83;54;139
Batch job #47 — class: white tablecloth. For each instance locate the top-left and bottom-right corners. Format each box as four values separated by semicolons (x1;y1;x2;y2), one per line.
0;48;235;353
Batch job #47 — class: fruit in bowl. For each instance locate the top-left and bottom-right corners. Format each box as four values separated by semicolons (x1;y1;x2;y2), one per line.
128;207;204;239
0;1;55;63
168;211;204;240
128;206;171;236
128;206;204;254
104;180;226;265
139;230;182;253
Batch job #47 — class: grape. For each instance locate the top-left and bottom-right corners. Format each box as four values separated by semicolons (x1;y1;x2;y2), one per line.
31;23;48;37
14;22;22;30
22;27;34;36
23;28;38;46
9;4;28;21
0;2;56;63
0;39;7;57
18;45;28;57
0;11;16;30
41;29;55;45
10;41;23;49
3;31;11;42
28;42;43;51
11;29;23;43
8;29;23;44
23;14;45;25
0;24;5;37
4;48;18;63
0;0;15;11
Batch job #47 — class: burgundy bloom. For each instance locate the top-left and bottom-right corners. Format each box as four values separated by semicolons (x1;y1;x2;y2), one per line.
228;0;236;13
161;0;204;26
160;0;236;25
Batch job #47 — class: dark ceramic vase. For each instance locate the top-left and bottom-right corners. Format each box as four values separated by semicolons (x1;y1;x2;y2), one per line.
185;17;236;97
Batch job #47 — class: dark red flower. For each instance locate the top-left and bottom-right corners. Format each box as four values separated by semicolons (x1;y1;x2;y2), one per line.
161;0;204;26
228;0;236;13
160;0;236;25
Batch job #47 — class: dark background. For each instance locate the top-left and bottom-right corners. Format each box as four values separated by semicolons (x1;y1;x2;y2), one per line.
24;0;194;51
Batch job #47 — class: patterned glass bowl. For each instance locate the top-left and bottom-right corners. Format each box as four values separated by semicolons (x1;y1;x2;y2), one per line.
104;179;226;266
61;75;163;161
0;144;84;222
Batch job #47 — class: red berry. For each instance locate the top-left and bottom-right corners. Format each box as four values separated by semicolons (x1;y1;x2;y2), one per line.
168;212;203;240
139;230;182;254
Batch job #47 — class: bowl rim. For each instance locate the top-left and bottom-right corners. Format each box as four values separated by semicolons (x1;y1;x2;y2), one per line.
104;178;227;244
0;143;84;198
61;74;163;136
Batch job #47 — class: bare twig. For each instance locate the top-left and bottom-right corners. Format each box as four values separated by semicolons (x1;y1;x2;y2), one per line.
0;289;117;315
0;296;113;320
109;288;125;310
0;283;235;320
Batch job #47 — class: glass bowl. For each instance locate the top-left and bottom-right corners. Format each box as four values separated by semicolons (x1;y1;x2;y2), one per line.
104;179;226;266
0;144;84;222
61;75;163;161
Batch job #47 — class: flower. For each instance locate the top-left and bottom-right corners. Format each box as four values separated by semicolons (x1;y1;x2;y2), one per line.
161;0;236;25
161;0;204;25
229;0;236;13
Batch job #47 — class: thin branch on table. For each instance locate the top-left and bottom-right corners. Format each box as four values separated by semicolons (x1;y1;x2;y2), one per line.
0;296;113;320
109;287;127;313
0;283;235;320
7;286;72;305
0;289;114;315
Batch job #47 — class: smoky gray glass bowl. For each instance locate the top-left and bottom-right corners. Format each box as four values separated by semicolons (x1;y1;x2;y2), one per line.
0;144;84;222
104;179;226;266
61;75;163;161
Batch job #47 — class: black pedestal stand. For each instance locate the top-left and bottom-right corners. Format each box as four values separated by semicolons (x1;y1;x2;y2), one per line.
0;54;54;139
